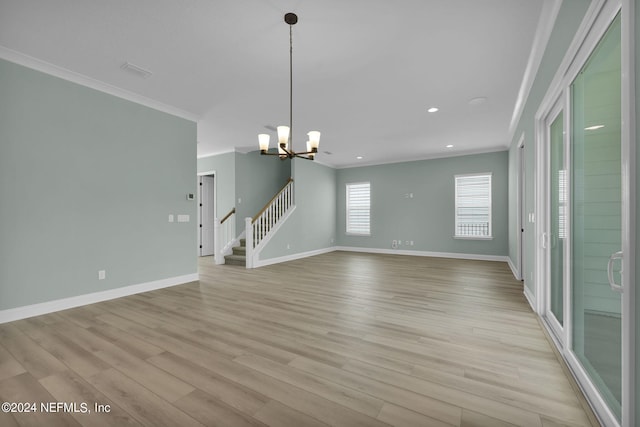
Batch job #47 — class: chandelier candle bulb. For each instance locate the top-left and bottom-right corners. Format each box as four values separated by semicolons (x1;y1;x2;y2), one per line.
277;126;290;147
258;134;270;152
307;131;321;151
306;141;315;159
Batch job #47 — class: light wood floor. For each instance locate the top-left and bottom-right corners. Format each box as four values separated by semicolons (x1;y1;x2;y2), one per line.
0;252;599;427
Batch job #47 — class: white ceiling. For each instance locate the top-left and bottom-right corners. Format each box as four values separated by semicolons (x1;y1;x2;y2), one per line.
0;0;545;168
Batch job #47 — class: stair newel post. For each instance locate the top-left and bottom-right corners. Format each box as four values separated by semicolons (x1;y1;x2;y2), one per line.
245;217;254;269
214;218;224;265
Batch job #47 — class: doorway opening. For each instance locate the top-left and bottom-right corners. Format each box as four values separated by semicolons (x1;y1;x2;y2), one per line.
198;172;215;257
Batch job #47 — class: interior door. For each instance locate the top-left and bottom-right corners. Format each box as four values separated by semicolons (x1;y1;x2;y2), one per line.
570;13;622;422
199;175;215;256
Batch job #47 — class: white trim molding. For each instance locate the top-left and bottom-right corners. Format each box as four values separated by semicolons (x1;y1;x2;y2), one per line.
0;45;199;123
255;246;511;268
620;1;635;426
507;257;519;279
0;273;199;324
254;247;336;268
524;285;537;313
336;246;510;263
509;0;563;141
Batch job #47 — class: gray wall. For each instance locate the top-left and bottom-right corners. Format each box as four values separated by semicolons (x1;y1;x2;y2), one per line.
0;59;197;310
260;158;336;260
197;151;236;222
235;151;291;235
507;0;591;292
336;151;509;256
197;151;291;236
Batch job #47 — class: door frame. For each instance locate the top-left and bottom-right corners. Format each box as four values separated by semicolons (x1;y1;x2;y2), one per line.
534;0;634;425
539;94;568;344
516;133;525;281
197;170;216;257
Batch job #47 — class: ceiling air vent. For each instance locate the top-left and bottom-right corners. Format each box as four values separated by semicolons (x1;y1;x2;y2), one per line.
120;62;153;79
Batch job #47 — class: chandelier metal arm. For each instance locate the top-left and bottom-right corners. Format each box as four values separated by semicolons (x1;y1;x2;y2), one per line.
260;144;317;160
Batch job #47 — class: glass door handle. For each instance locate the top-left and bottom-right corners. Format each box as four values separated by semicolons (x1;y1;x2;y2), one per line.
541;232;548;249
607;251;624;293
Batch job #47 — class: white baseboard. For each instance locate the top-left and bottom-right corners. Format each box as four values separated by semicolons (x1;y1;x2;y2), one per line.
507;257;521;280
0;273;199;324
255;246;336;268
248;205;297;268
335;246;510;263
524;285;536;312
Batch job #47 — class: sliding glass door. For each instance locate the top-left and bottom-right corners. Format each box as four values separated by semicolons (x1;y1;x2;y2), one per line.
570;14;622;421
540;11;626;425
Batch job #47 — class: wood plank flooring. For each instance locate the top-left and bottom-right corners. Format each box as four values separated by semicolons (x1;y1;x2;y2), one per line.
0;252;599;426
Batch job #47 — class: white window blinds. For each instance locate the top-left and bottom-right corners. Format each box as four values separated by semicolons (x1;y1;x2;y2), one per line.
346;182;370;235
455;174;492;238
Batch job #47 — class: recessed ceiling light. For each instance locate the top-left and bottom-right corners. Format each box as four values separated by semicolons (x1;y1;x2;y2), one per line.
356;156;364;160
427;107;439;113
585;125;605;130
468;97;487;105
446;144;454;148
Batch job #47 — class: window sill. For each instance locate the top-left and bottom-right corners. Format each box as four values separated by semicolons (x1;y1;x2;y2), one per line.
346;233;371;237
453;236;493;240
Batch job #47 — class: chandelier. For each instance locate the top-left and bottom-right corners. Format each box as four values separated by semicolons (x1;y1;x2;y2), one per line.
258;13;320;160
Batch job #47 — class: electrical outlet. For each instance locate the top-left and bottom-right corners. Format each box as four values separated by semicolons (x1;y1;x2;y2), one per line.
410;240;414;246
391;240;398;249
168;214;174;223
287;243;291;250
98;270;106;280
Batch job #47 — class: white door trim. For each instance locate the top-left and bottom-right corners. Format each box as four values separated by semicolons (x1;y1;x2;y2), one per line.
619;0;635;424
516;133;525;281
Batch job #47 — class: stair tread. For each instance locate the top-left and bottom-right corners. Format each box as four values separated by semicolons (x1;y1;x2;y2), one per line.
225;254;246;260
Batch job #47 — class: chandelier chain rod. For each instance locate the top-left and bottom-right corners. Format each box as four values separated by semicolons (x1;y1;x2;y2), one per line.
258;13;319;160
289;22;293;153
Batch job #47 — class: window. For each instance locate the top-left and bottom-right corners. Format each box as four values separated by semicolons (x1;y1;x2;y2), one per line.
454;173;492;238
346;182;370;235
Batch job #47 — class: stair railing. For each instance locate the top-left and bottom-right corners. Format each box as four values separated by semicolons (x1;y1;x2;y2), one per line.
245;178;294;268
214;207;236;265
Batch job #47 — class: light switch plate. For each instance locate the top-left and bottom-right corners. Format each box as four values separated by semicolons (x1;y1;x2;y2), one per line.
177;214;190;223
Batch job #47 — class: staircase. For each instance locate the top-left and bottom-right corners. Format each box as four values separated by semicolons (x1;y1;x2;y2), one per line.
215;178;294;268
224;238;246;266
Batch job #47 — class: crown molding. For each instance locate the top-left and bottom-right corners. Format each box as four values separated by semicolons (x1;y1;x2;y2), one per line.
333;146;508;169
508;0;563;142
0;45;199;122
